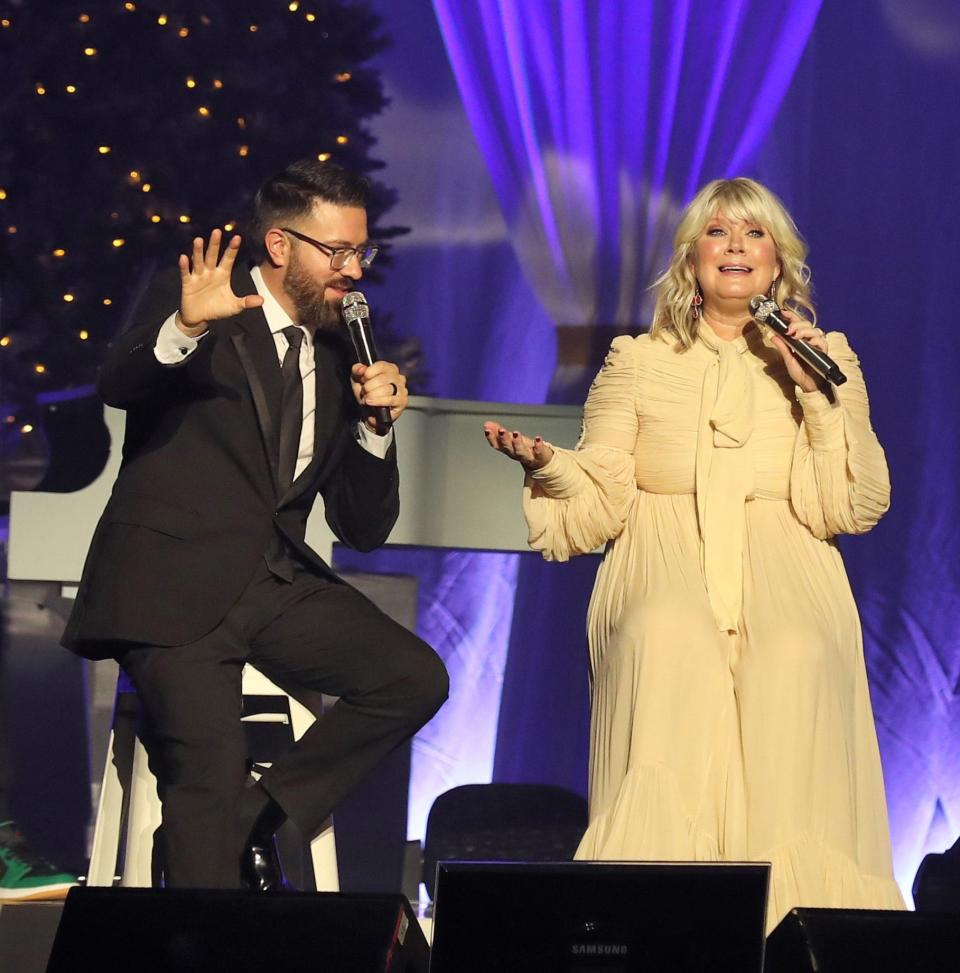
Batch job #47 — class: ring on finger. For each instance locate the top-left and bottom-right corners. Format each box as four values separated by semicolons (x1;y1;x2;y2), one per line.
389;382;398;396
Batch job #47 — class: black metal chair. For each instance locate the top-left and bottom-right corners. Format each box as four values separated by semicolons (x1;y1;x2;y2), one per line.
421;783;588;900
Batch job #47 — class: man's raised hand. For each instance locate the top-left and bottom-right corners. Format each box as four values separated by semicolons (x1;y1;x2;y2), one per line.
176;230;264;336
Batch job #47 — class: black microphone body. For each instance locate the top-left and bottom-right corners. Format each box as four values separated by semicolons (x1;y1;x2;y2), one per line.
341;291;393;435
749;296;847;386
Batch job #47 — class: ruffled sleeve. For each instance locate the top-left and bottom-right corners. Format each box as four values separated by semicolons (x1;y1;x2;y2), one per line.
523;336;639;561
789;331;890;538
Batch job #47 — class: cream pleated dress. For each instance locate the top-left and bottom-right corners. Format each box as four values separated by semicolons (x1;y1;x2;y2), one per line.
523;325;904;931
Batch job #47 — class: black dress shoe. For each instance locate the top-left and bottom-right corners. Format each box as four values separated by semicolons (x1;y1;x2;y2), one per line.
240;835;295;892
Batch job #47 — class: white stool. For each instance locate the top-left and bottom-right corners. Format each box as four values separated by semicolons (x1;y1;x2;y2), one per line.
86;664;339;890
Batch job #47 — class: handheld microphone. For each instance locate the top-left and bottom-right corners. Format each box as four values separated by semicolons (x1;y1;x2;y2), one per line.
341;291;393;434
749;295;847;386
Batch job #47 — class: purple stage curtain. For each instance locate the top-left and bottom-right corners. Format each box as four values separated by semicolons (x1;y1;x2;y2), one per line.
400;0;820;849
752;0;960;899
432;0;822;333
366;0;959;902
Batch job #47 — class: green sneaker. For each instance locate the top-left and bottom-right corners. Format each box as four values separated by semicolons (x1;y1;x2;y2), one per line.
0;820;78;901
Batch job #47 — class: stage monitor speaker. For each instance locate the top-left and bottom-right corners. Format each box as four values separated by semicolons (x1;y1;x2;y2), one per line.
764;907;960;972
46;887;429;973
430;861;770;972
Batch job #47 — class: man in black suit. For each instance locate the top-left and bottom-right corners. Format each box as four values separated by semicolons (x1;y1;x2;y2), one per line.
62;161;448;889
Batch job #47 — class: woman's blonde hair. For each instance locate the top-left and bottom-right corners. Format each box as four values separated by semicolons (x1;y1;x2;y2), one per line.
650;177;815;348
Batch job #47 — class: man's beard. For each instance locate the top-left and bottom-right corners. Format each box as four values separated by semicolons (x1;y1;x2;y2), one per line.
282;252;348;332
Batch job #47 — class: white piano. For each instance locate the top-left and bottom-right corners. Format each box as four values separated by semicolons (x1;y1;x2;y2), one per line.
9;395;582;584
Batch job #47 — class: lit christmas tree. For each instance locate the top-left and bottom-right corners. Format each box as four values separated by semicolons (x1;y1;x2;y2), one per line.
0;0;406;495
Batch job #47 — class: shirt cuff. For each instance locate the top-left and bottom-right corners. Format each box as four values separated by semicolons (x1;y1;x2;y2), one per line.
154;313;205;364
356;421;394;459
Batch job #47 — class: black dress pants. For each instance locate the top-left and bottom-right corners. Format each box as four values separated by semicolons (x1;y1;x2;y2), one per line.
118;559;448;889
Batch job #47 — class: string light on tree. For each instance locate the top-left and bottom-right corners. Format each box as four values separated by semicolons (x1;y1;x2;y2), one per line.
0;0;400;433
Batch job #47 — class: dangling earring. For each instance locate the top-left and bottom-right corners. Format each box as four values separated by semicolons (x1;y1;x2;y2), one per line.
768;277;779;300
692;283;703;319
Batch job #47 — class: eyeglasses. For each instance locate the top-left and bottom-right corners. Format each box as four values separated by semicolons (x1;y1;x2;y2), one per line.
281;227;379;270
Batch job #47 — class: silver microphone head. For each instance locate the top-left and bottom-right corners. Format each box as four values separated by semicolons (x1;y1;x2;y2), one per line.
341;290;369;324
341;291;368;309
749;294;777;322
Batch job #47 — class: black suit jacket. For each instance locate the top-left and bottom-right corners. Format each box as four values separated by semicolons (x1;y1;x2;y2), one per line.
62;267;399;658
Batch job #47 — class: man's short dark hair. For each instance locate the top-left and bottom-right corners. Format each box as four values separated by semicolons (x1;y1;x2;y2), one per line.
247;160;371;262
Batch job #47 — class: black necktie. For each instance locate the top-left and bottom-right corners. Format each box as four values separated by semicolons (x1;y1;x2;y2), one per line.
277;325;304;495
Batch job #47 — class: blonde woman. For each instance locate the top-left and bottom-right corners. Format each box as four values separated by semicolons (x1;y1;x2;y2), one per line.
484;178;903;930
